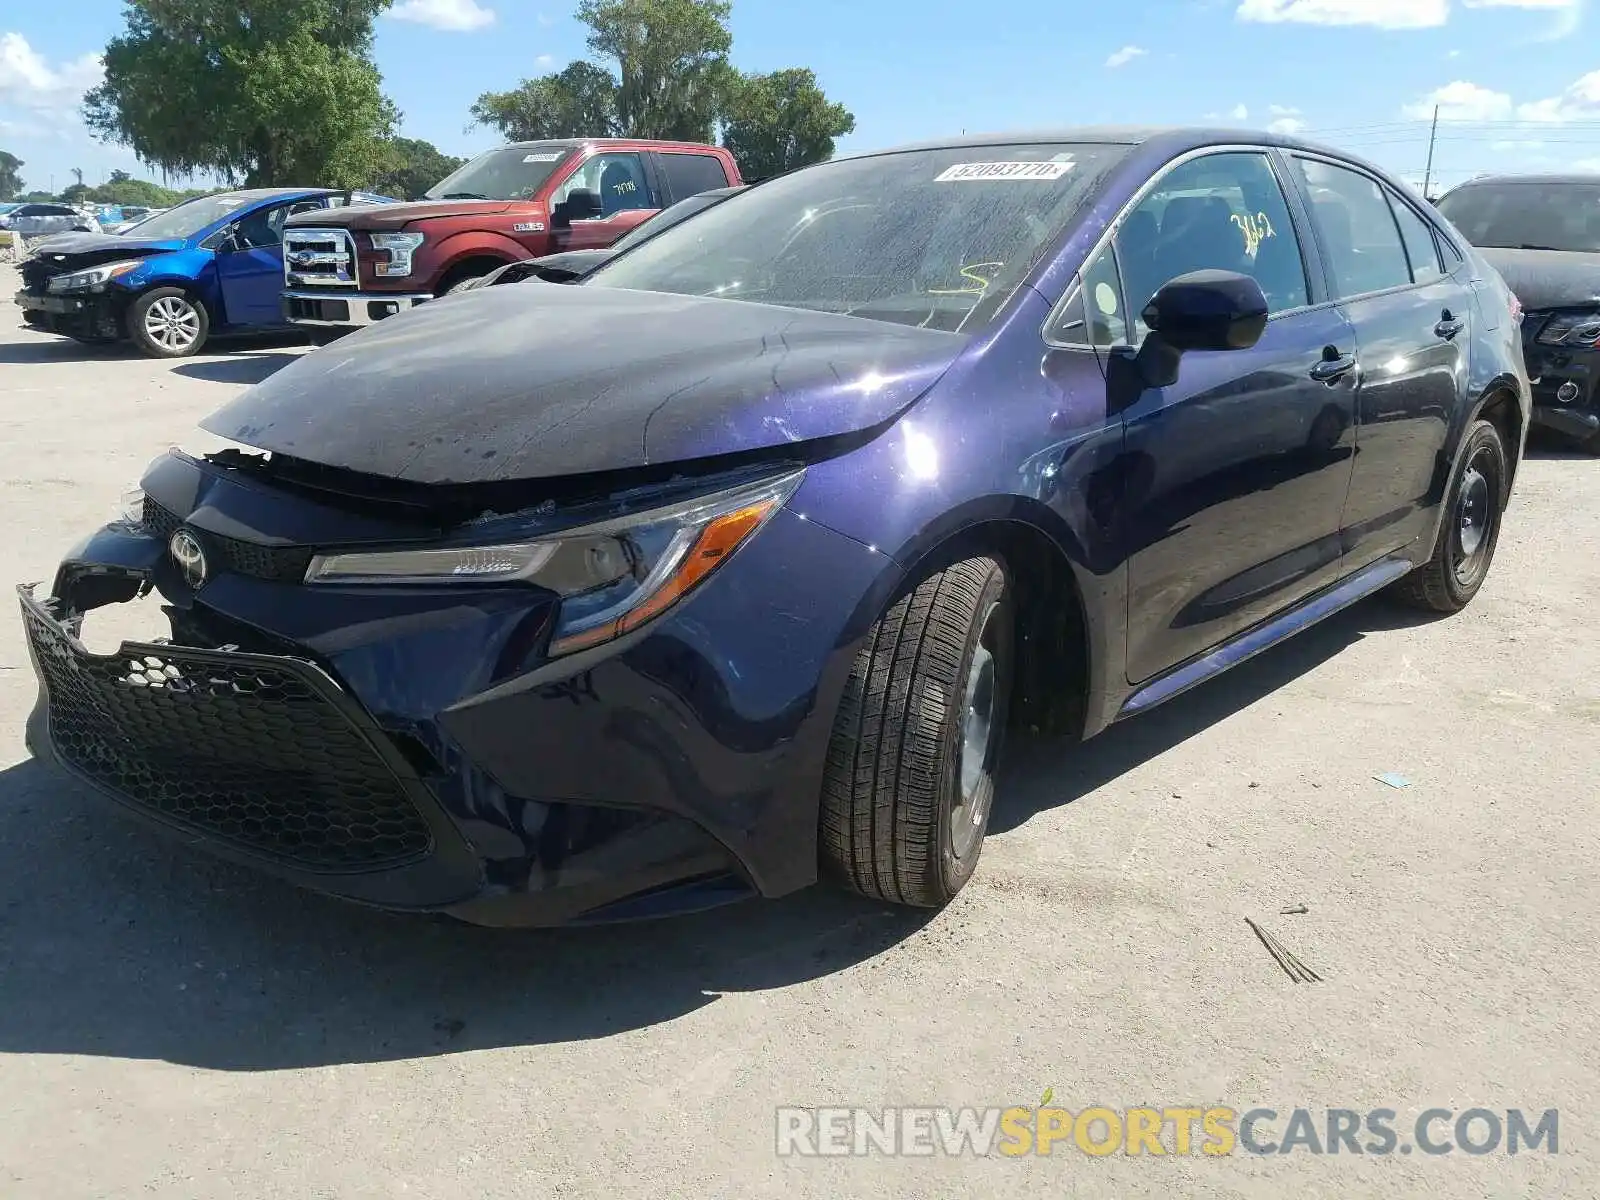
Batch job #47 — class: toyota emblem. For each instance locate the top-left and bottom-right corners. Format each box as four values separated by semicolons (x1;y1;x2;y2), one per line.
169;529;209;589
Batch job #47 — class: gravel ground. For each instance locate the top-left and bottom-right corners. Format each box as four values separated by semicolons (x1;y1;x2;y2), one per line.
1;262;1597;1198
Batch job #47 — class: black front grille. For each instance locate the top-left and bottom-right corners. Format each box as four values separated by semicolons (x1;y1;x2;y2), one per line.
21;590;434;871
142;496;314;584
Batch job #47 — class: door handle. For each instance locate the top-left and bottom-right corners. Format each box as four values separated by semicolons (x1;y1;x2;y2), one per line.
1309;353;1357;383
1435;315;1466;339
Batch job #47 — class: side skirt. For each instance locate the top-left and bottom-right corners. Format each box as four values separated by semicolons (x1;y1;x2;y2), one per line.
1116;555;1414;720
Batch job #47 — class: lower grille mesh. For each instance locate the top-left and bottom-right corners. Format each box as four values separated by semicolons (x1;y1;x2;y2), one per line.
23;596;433;870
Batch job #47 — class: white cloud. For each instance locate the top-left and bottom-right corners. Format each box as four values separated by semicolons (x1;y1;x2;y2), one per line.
1447;47;1461;55
535;54;556;68
1466;0;1581;39
537;11;556;25
387;0;496;32
0;32;102;118
1231;103;1250;120
1402;79;1514;120
1104;45;1147;68
1236;0;1447;28
1517;69;1600;121
1267;104;1308;133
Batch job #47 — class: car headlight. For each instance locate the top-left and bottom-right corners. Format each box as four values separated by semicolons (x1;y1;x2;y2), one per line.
370;231;425;277
115;485;146;526
304;470;804;657
1535;310;1600;347
47;260;143;294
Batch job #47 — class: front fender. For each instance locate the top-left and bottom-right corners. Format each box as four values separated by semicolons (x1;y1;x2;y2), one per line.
430;231;525;275
110;252;222;318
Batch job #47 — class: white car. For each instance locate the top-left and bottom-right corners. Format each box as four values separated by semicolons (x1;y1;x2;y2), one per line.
0;203;101;238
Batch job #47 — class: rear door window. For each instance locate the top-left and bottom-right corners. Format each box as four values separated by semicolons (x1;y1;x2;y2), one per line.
659;153;731;203
1291;158;1412;298
1388;191;1445;284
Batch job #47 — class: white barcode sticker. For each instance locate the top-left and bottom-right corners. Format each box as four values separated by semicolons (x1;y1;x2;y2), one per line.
523;152;562;163
934;161;1074;182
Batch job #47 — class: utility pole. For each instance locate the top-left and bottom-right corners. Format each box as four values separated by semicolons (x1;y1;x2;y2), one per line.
1422;104;1439;200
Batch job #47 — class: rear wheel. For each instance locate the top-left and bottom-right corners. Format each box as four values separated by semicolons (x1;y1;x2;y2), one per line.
819;556;1014;907
1390;418;1508;613
127;288;208;358
306;328;346;347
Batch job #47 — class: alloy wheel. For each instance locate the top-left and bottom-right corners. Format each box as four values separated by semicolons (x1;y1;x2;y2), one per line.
143;295;202;353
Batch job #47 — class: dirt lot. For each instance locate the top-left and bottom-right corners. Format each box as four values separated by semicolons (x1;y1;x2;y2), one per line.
0;261;1597;1198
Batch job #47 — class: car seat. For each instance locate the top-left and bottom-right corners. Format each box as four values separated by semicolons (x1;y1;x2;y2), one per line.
598;161;641;215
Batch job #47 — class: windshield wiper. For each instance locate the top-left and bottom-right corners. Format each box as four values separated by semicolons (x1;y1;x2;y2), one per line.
435;192;488;200
1505;243;1566;252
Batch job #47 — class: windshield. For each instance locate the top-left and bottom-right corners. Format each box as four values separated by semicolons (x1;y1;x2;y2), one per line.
1436;181;1600;253
121;192;261;240
609;189;739;254
424;146;573;201
583;142;1130;332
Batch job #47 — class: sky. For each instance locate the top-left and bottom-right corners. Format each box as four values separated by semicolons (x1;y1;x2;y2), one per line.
2;0;1599;198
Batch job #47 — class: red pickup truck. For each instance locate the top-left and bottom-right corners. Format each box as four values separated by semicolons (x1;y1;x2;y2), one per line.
281;137;741;335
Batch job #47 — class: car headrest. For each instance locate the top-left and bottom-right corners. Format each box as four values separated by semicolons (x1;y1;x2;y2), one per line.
1310;198;1352;254
1161;194;1234;237
1120;209;1158;250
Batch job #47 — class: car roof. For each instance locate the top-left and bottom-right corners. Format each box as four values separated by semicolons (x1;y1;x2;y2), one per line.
499;138;726;152
832;124;1379;168
1444;173;1600;187
206;187;343;203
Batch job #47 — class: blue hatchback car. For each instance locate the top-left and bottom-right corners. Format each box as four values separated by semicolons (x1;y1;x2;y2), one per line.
15;188;392;357
20;128;1529;926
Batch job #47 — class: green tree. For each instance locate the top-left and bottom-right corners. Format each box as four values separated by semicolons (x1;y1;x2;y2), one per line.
84;0;398;189
719;68;854;179
90;176;185;207
371;136;466;199
62;182;95;203
18;191;56;204
471;61;621;141
578;0;732;141
0;151;23;199
471;0;733;144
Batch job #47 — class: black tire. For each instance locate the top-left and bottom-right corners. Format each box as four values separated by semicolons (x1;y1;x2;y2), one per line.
126;287;209;358
1390;418;1508;613
443;274;487;295
820;556;1014;907
1583;428;1600;456
306;328;346;347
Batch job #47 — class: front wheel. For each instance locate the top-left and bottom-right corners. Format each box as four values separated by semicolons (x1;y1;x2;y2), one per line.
1390;418;1508;613
819;556;1014;907
127;288;208;358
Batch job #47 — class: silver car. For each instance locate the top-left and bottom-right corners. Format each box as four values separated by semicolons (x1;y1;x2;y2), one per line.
0;203;101;238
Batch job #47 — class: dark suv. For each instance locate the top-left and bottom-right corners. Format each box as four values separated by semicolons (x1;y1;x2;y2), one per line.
1436;173;1600;452
20;127;1528;926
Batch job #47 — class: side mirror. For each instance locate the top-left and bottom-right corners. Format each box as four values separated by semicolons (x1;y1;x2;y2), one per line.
1143;270;1269;353
1106;270;1268;408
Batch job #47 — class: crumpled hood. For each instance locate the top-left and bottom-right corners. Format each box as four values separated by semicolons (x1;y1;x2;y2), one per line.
201;284;967;485
22;232;186;270
287;199;515;231
1479;247;1600;311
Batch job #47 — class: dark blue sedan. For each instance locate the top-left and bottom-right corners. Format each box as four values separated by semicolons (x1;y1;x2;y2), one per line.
19;127;1529;925
15;188;392;357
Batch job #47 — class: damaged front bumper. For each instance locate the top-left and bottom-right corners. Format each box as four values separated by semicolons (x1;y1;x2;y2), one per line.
14;287;123;340
18;458;884;926
1522;324;1600;443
